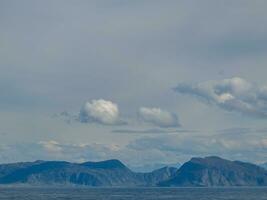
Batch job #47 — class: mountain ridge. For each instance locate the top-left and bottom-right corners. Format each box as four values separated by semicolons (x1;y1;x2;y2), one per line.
0;156;266;187
159;156;267;187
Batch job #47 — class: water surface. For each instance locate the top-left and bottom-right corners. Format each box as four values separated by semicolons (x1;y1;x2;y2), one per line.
0;187;266;200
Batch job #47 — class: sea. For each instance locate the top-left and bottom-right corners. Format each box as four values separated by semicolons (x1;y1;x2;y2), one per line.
0;187;266;200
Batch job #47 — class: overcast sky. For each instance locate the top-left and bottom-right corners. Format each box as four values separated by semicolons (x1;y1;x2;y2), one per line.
1;0;267;170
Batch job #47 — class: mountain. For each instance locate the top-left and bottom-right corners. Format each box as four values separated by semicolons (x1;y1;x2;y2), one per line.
141;167;177;186
260;162;267;170
0;159;176;186
159;156;267;187
0;156;266;187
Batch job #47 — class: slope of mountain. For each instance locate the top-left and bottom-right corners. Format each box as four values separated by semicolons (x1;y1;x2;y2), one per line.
0;157;266;187
159;156;267;187
260;162;267;170
0;159;176;186
142;167;177;186
0;160;44;178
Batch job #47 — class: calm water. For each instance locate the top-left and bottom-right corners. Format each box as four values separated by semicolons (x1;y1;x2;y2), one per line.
0;187;266;200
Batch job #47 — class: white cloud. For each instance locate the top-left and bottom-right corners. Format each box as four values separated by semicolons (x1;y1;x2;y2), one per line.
128;130;267;164
0;141;178;169
79;99;123;125
39;140;62;153
1;128;267;168
138;107;180;128
174;77;267;118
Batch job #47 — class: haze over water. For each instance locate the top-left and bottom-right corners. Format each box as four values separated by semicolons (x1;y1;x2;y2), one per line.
0;187;266;200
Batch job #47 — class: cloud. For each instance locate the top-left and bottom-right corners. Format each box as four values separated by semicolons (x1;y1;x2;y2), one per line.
52;111;78;124
1;127;267;168
39;140;62;153
112;128;194;134
79;99;125;125
0;141;178;169
0;142;118;163
217;127;252;135
57;103;180;128
138;107;180;128
128;131;267;164
174;77;267;118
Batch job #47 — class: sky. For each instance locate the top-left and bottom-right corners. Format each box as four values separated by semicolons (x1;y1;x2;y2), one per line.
1;0;267;171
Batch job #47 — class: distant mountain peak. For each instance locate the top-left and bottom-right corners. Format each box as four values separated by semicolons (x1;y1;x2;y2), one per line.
81;159;127;169
190;156;226;162
159;156;267;187
0;157;266;187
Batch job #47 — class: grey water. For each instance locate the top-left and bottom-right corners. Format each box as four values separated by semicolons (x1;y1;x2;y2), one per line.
0;187;266;200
